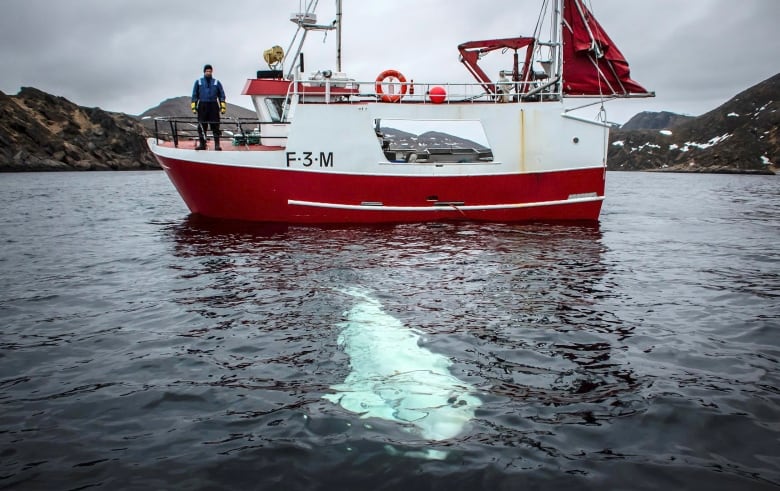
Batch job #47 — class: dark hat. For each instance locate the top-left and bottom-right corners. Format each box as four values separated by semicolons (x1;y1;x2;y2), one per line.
203;64;213;72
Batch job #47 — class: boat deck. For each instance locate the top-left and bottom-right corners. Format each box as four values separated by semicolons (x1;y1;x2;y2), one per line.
154;139;284;151
150;116;288;151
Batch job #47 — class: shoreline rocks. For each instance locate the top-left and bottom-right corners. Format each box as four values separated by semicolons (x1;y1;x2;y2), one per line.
0;87;158;172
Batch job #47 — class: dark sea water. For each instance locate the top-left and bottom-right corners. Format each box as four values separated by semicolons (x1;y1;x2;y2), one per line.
0;170;778;490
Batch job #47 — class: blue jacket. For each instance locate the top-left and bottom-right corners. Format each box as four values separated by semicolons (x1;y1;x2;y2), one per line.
192;76;226;104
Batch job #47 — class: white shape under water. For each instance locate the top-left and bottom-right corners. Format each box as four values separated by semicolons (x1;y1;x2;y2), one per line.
323;287;481;443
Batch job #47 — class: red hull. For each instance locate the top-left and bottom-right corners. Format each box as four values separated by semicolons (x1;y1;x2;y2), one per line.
157;155;604;223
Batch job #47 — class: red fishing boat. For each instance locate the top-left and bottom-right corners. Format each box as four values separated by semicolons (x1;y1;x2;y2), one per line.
148;0;652;224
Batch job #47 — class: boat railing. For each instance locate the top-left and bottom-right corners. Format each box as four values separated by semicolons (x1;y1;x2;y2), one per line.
291;78;560;104
151;117;290;148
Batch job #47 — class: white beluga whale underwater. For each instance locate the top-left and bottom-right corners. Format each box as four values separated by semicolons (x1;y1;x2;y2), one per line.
323;287;481;456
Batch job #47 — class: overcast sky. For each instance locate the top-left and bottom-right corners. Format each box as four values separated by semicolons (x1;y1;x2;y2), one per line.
1;0;778;124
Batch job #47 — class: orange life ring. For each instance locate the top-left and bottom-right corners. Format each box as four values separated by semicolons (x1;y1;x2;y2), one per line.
375;69;407;103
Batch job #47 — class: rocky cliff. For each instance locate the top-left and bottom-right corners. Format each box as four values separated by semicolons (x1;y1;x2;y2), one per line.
607;73;779;174
620;111;694;131
0;87;158;171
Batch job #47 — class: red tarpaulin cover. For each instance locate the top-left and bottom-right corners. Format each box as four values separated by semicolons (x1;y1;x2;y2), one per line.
562;0;650;96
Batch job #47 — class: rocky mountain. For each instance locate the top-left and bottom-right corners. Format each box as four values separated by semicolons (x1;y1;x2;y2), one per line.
608;73;779;173
380;127;488;151
0;87;157;171
620;111;694;130
138;96;256;133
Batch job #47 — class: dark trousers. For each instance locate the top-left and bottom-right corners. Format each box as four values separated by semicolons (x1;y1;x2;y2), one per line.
197;101;221;146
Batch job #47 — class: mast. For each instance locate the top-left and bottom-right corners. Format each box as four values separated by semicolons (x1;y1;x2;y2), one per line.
285;0;339;79
336;0;342;72
551;0;562;97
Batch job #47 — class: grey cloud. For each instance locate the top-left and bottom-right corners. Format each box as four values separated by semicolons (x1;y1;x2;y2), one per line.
1;0;777;122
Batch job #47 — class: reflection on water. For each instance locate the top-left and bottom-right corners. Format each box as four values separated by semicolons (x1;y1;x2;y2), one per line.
2;171;779;489
163;217;647;458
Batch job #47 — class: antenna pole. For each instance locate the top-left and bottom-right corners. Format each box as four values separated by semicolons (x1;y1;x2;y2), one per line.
552;0;562;95
336;0;342;72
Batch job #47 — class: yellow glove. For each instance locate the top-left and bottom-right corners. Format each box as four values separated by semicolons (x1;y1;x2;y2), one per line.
190;102;197;114
220;102;226;115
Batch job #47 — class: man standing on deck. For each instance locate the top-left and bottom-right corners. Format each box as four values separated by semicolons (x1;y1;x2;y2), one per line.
191;64;226;150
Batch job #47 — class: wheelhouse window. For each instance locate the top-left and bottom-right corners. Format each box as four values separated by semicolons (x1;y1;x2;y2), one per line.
265;98;285;122
374;119;493;164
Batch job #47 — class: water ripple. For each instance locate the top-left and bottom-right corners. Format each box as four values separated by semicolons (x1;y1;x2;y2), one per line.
0;172;778;489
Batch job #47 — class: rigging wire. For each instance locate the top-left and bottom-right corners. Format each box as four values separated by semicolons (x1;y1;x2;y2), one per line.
532;0;550;39
589;0;609;172
531;0;550;63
